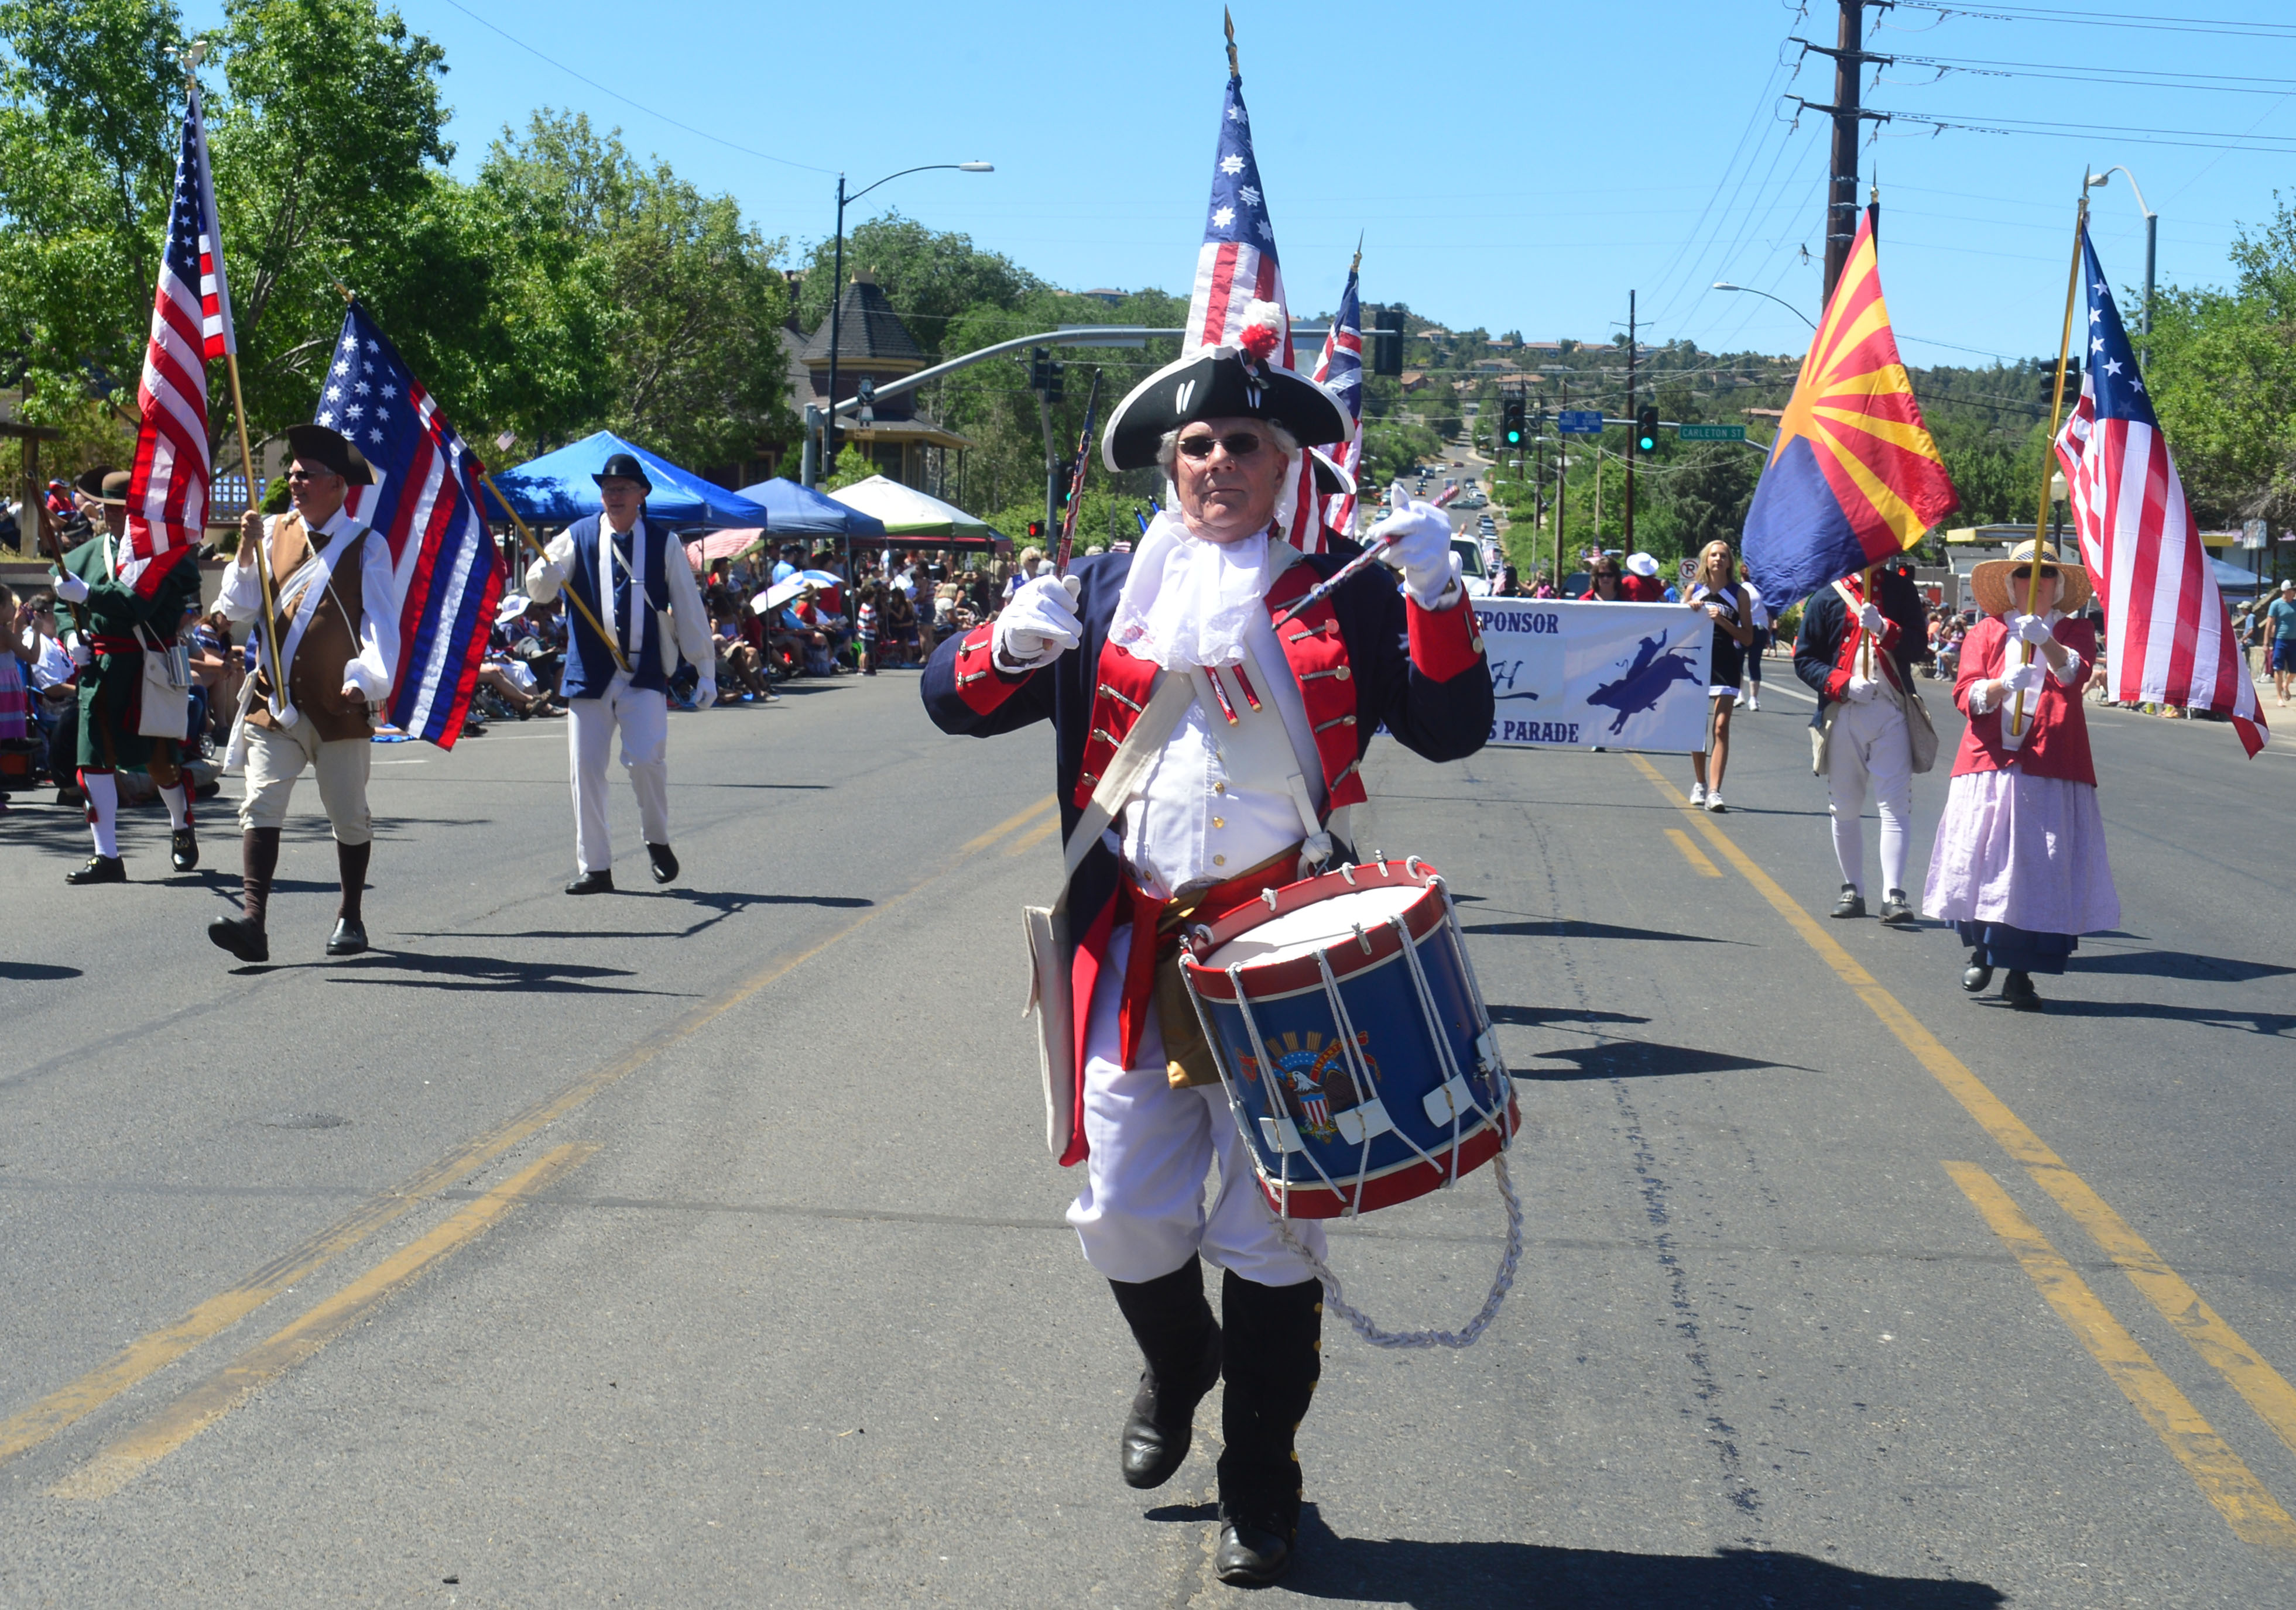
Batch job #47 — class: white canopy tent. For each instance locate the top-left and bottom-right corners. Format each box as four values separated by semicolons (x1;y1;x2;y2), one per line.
825;476;1002;546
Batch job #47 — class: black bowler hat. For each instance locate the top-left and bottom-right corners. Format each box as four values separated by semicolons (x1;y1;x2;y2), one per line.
1101;344;1352;472
594;451;653;496
285;423;375;485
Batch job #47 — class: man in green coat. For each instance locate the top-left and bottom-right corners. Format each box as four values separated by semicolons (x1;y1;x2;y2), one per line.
50;468;203;884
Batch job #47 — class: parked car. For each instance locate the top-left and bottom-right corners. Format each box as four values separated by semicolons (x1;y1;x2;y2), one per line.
1449;537;1493;598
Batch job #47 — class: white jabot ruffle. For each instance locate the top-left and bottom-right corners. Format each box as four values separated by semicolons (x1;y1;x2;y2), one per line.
1109;510;1288;670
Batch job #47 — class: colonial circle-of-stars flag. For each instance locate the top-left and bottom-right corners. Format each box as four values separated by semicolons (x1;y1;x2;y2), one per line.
123;84;236;595
2057;222;2267;756
316;301;504;748
1742;207;1959;606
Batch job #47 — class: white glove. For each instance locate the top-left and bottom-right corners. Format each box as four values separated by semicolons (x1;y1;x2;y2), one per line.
993;575;1082;671
68;642;92;669
1856;602;1887;636
2004;661;2047;698
694;671;718;711
1369;483;1459;607
2014;613;2055;648
54;572;90;605
1845;674;1883;704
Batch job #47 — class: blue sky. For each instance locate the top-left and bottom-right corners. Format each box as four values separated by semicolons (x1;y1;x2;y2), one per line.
200;0;2296;366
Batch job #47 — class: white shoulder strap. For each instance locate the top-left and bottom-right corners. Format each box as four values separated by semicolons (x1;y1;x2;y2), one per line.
1056;670;1193;891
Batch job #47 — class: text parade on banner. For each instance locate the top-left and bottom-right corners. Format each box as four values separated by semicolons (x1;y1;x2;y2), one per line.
1474;601;1714;753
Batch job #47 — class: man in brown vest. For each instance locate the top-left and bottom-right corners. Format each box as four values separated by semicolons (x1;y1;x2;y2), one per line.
209;424;400;965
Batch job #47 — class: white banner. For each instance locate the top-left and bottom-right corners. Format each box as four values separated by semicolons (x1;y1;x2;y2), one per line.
1473;600;1714;752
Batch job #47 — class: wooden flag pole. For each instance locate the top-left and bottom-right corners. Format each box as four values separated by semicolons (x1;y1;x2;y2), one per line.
1859;564;1875;679
221;349;290;719
2013;190;2090;741
1224;6;1239;74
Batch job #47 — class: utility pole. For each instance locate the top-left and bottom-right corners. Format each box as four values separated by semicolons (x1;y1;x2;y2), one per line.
1554;378;1567;586
1623;289;1636;550
1793;1;1894;304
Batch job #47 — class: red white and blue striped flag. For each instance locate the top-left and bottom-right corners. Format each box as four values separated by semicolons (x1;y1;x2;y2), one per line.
1310;260;1365;538
1184;69;1328;552
2055;222;2267;756
124;84;236;594
320;301;503;749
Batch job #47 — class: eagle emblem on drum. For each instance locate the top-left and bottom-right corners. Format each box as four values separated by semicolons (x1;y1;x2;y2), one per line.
1237;1029;1373;1144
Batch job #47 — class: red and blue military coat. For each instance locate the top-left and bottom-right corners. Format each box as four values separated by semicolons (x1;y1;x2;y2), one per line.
921;537;1494;1165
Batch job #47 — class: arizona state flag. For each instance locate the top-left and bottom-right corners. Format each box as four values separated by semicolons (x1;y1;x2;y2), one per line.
1743;207;1958;603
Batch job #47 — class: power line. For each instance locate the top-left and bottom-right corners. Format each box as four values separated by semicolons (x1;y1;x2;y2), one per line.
1891;2;2296;40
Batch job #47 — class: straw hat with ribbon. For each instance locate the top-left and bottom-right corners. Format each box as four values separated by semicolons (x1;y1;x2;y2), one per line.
1969;537;2091;619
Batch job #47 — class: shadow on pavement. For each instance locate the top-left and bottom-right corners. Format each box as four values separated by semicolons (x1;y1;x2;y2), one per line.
1464;918;1744;945
2067;948;2295;984
322;949;691;998
1520;1040;1795;1082
1282;1518;2006;1608
1486;1004;1650;1029
2005;997;2296;1037
0;962;82;981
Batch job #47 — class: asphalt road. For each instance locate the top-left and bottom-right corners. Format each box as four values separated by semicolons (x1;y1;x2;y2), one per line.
3;655;2294;1608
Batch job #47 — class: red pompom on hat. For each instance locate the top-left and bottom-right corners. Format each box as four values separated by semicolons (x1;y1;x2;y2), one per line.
1236;299;1283;362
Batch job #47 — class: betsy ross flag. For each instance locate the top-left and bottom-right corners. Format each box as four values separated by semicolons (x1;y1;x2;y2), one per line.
1742;208;1959;605
1184;66;1331;551
1310;258;1366;537
318;301;503;748
124;84;237;595
2057;225;2267;756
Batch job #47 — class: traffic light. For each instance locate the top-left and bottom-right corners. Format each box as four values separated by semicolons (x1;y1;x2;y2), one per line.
1052;457;1075;508
1025;519;1046;542
1368;304;1403;376
1635;406;1659;454
1029;348;1051;392
1500;397;1527;450
1044;361;1065;403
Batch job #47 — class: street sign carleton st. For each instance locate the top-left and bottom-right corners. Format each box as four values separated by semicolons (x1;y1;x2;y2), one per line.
1677;423;1747;441
1557;410;1603;434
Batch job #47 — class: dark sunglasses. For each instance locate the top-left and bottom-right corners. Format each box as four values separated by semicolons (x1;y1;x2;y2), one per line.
286;468;338;484
1175;431;1266;460
2009;566;2059;581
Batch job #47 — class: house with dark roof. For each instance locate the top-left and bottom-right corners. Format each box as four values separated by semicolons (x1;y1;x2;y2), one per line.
785;271;972;492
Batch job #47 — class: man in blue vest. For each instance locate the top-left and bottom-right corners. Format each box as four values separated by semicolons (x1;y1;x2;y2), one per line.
526;452;713;895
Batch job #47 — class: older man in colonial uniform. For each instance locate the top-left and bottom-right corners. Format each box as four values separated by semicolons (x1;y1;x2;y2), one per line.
923;316;1491;1584
209;424;400;964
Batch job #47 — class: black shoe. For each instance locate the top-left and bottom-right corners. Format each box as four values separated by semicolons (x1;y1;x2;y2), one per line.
170;828;198;873
1213;1514;1294;1587
1961;949;1995;994
66;854;126;885
1831;884;1866;919
564;870;615;896
2002;970;2043;1012
1878;888;1916;925
207;915;269;964
327;917;368;956
646;842;678;884
1119;1324;1221;1490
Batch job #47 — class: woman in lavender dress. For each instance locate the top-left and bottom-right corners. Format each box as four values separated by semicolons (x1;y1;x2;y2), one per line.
1922;540;2119;1011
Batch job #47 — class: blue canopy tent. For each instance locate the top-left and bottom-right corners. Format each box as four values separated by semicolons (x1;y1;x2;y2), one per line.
483;431;768;528
732;477;887;541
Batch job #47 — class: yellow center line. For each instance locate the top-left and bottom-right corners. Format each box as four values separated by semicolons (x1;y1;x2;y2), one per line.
1004;818;1063;857
1627;753;2296;1479
0;794;1058;1472
1663;827;1723;877
1945;1162;2296;1549
49;1144;598;1502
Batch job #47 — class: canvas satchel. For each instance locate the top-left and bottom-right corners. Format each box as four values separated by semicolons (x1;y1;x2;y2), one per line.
133;624;191;740
1022;671;1195;1160
1897;677;1939;774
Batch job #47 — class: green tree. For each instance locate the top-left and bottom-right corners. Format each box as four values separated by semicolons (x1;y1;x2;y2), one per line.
795;212;1041;362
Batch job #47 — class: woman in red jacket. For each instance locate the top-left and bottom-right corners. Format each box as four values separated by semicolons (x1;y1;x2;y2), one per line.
1921;540;2120;1010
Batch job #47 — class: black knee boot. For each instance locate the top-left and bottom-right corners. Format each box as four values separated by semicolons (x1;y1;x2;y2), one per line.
1108;1254;1221;1490
1214;1268;1323;1585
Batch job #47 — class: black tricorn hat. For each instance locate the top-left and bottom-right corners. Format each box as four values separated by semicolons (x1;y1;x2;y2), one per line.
1308;448;1355;498
285;423;374;486
1101;345;1352;473
594;451;653;496
76;466;132;505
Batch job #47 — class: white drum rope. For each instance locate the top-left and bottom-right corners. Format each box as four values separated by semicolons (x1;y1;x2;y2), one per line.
1273;1149;1524;1350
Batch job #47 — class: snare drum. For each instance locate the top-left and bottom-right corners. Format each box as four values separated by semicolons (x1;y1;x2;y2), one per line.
1180;858;1516;1219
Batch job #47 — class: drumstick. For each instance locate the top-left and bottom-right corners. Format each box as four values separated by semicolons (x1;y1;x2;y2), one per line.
1272;483;1460;628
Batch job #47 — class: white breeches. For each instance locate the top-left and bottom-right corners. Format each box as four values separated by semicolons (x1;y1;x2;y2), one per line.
1067;922;1328;1287
240;722;372;845
568;675;669;874
1828;695;1911;896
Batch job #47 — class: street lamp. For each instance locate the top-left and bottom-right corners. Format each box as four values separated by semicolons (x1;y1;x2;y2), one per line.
2085;165;2157;362
1712;281;1818;331
811;162;994;486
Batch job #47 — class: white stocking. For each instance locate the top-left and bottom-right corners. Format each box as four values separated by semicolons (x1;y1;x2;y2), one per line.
159;782;190;830
83;771;119;859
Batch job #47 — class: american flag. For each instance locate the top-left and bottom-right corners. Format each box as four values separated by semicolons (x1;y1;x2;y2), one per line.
319;301;503;749
1310;260;1365;537
2055;222;2267;756
124;85;236;595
